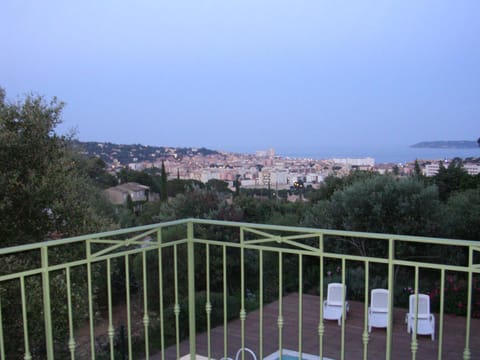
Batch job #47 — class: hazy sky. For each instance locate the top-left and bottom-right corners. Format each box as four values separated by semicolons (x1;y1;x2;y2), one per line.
2;1;479;154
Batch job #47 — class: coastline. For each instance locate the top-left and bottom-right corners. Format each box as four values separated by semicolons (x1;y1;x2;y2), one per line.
278;145;480;164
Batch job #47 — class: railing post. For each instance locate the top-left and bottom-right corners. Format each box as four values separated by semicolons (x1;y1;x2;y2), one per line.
205;244;212;359
277;251;284;359
157;229;165;360
438;270;445;360
387;238;394;360
108;258;116;360
223;245;228;359
0;292;4;360
259;249;264;360
362;261;369;360
187;221;196;360
298;254;303;358
411;267;419;360
86;239;95;360
41;246;54;360
318;233;324;360
20;277;32;360
240;227;246;360
463;246;473;360
340;257;346;360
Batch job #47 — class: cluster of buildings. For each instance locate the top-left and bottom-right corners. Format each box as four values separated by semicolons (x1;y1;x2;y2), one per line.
99;144;479;207
110;147;478;190
423;162;480;177
78;140;479;193
122;149;378;190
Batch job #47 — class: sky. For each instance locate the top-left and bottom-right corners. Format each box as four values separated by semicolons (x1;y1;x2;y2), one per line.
1;1;479;155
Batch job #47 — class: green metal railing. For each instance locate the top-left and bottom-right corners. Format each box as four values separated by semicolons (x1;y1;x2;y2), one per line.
0;219;479;360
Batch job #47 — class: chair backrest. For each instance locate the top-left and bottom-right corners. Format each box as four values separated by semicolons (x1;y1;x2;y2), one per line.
371;288;389;312
327;283;346;306
409;294;430;318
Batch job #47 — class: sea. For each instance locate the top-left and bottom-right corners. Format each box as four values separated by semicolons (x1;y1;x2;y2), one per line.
277;144;480;165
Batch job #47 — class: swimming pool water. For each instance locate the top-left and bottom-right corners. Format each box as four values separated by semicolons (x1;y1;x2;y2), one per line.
263;349;331;360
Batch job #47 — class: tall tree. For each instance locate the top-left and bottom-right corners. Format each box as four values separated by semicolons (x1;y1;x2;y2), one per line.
0;88;113;246
0;88;116;358
160;160;168;201
413;159;422;178
434;160;470;201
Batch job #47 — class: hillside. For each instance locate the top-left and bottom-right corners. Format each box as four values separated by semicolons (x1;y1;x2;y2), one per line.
411;140;478;149
72;141;221;165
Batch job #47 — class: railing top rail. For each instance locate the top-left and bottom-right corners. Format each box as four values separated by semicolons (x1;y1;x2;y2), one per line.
1;218;478;255
190;218;479;247
0;218;189;255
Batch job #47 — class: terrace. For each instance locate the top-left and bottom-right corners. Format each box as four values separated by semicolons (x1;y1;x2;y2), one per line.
0;219;479;360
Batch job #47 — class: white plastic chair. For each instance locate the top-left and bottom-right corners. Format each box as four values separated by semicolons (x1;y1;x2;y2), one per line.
406;293;435;340
323;282;349;325
368;288;389;332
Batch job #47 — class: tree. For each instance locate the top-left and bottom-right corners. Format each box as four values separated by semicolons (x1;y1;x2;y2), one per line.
440;188;480;240
160;160;168;201
0;88;116;358
80;156;117;188
117;168;161;193
413;159;422;178
167;178;204;197
206;179;231;193
234;174;241;197
433;160;470;201
0;89;114;246
303;175;441;240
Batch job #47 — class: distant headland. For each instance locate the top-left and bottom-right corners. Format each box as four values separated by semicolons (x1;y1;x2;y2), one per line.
411;140;479;149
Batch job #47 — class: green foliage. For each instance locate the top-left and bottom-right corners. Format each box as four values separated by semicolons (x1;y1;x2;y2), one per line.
307;172;376;203
76;155;117;188
232;196;296;224
0;89;115;246
167;178;204;197
440;188;480;240
118;168;161;193
140;187;242;223
0;88;116;358
429;275;480;317
0;258;92;358
206;178;231;193
433;160;470;201
234;174;241;196
413;159;422;178
160;161;168;201
303;175;441;237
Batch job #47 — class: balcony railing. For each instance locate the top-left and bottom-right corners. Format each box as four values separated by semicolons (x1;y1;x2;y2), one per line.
0;219;479;360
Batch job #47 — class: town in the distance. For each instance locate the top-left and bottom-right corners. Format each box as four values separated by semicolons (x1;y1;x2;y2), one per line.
77;141;480;193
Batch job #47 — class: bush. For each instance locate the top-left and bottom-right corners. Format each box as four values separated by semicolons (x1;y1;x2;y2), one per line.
429;275;480;317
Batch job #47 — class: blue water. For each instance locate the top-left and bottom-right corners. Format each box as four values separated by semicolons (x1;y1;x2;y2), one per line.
279;144;480;164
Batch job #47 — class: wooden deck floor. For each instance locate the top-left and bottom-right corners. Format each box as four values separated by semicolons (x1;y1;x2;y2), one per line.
151;292;480;360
